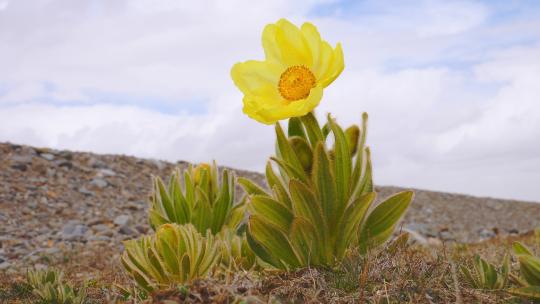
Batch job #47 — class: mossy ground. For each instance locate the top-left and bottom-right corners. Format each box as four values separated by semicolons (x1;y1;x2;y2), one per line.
1;232;537;304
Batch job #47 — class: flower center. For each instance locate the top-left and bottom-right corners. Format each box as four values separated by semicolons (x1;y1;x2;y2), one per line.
278;65;316;101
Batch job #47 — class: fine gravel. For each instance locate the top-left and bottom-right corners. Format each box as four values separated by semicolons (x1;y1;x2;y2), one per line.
1;142;539;273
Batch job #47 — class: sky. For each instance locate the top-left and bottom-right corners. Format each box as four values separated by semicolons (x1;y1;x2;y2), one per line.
0;0;539;202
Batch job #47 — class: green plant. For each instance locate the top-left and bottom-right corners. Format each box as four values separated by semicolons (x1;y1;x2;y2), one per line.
508;233;540;300
26;268;86;304
147;162;257;270
218;228;257;270
240;112;413;269
121;223;221;292
149;162;245;234
460;254;509;290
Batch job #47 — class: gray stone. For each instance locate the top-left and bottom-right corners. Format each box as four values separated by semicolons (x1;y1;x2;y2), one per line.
90;178;108;188
479;228;496;239
439;230;454;241
402;228;429;245
150;159;166;170
88;235;111;242
0;261;11;270
40;153;55;161
98;168;116;176
10;155;33;164
404;223;438;237
114;215;131;226
119;225;136;235
135;225;148;234
87;157;108;169
61;221;89;241
78;187;94;196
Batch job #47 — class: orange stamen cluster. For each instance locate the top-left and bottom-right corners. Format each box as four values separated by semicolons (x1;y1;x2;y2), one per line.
278;65;316;101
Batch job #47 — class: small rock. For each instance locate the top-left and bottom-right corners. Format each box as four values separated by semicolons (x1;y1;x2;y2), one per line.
78;187;94;196
402;228;429;245
439;230;454;241
119;226;136;235
150;159;166;170
88;235;111;242
98;168;116;176
135;225;148;234
44;247;60;255
87;157;108;169
90;178;108;188
10;163;27;171
427;237;443;246
479;228;496;239
405;223;438;238
56;160;73;169
0;261;11;270
10;155;33;164
61;221;89;241
114;215;131;226
40;153;55;161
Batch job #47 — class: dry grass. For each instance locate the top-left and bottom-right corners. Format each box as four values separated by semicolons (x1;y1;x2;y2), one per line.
1;232;538;303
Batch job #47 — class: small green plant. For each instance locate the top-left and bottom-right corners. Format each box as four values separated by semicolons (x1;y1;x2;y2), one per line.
149;162;245;234
218;228;257;270
121;223;221;292
508;230;540;300
460;254;509;290
26;268;86;304
241;113;413;269
147;162;256;270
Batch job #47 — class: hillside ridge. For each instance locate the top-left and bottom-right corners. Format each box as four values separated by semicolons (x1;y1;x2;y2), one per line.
1;141;540;271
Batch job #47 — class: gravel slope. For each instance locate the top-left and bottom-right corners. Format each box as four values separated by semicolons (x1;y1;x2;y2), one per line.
1;142;539;272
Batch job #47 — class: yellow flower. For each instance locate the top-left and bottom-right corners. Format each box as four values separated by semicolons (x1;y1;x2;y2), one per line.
231;19;344;124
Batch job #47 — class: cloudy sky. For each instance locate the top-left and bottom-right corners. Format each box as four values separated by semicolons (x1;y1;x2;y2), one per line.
1;0;539;202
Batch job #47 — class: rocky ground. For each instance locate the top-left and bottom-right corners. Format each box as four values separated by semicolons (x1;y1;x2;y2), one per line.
1;141;540;275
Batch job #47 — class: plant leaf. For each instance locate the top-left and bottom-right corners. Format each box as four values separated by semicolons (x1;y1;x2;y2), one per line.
507;286;540;300
359;191;413;254
249;195;293;232
238;177;268;196
248;215;300;269
312;143;337;228
513;241;534;256
275;122;306;179
288;117;307;139
299;112;324;148
519;255;540;286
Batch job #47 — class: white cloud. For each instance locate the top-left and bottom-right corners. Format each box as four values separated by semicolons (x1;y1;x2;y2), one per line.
0;0;539;201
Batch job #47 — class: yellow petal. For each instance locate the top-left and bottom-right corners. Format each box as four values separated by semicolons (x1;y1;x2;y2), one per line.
262;24;283;64
231;60;281;96
243;86;323;125
301;22;322;72
314;40;333;83
262;19;312;67
320;43;344;87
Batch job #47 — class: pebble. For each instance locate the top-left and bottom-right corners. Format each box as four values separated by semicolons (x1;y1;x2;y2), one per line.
119;226;136;235
439;230;454;241
0;261;11;270
10;155;33;164
90;178;108;188
88;235;111;242
114;215;131;226
78;187;94;196
98;168;116;176
87;157;108;169
61;221;89;241
40;153;55;161
479;228;496;239
401;228;429;246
